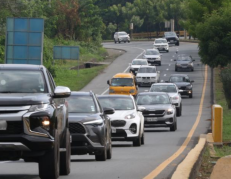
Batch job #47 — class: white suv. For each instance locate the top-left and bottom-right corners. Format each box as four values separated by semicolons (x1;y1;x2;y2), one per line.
98;95;145;146
129;59;149;75
136;66;160;86
114;31;130;43
149;83;182;116
153;38;169;52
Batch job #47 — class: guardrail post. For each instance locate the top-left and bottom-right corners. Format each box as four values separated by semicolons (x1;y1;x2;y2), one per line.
212;105;223;144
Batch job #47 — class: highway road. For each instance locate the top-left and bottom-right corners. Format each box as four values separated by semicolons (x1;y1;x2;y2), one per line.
0;42;211;179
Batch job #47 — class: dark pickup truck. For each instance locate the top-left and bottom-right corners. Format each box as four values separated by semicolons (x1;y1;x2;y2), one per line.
0;64;71;179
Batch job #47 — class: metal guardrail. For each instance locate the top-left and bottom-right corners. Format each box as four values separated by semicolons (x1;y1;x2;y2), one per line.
132;31;188;39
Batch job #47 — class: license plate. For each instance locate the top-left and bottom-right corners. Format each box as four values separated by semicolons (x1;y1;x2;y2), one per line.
149;60;154;62
111;128;116;133
181;66;187;68
0;121;7;130
170;40;174;42
146;118;158;122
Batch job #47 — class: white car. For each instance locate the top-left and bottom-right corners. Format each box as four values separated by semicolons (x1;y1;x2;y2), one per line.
153;38;169;52
136;66;160;86
97;95;145;146
143;49;162;66
129;59;149;75
149;83;182;116
114;31;130;43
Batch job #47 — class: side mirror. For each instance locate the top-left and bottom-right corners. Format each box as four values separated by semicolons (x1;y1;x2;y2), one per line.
103;107;115;115
191;80;194;83
107;80;110;85
178;90;183;93
53;86;71;98
138;106;146;112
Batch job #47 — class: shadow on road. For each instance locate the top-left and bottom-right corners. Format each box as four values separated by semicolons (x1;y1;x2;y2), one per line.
144;129;170;132
112;144;133;147
71;159;95;162
0;175;38;179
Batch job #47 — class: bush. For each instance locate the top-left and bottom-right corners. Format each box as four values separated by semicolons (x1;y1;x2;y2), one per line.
220;67;231;108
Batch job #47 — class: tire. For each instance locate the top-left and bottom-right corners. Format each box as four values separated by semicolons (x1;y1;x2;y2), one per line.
175;68;178;72
176;104;182;117
159;62;161;66
128;41;130;43
107;134;112;159
141;133;144;145
170;121;177;131
114;39;117;43
133;127;141;147
60;129;71;176
189;93;193;98
39;130;60;179
176;42;180;46
192;68;194;72
166;50;169;53
119;41;121;43
95;139;107;161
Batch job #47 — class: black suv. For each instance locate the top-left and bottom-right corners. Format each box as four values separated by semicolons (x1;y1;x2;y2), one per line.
167;74;194;98
67;91;114;161
164;32;179;46
0;64;71;179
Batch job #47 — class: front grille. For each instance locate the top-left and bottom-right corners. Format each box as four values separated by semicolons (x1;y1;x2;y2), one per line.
69;123;86;134
142;77;151;79
111;120;126;127
148;58;156;60
143;110;165;117
179;86;186;90
0;121;23;134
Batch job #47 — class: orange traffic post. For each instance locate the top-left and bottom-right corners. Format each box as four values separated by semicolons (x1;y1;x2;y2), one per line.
212;105;223;144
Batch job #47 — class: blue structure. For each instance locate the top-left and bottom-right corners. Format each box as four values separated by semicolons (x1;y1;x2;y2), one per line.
5;18;44;65
53;46;79;60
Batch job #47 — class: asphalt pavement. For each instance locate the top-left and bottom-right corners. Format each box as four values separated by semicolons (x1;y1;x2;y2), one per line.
0;42;211;179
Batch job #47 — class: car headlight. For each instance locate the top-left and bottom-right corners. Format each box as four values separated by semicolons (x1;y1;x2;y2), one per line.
176;64;181;67
109;89;115;93
29;104;49;112
166;108;174;115
172;96;179;100
156;57;161;61
189;63;193;66
186;85;192;89
130;89;135;93
83;119;103;125
125;113;136;119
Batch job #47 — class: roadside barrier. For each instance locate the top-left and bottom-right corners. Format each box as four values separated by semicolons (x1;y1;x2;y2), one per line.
212;104;223;144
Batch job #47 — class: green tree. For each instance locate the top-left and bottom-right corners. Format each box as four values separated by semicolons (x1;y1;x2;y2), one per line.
196;5;231;67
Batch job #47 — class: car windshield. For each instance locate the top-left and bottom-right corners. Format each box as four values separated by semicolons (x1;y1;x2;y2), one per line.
0;70;47;93
150;85;177;93
118;32;127;36
98;97;134;110
169;76;190;82
155;40;167;43
138;68;156;73
137;94;170;105
67;95;97;113
145;50;159;55
165;32;176;37
177;56;191;61
132;60;147;65
111;78;134;86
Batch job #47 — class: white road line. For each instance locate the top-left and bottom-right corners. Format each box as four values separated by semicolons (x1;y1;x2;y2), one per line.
161;80;164;82
101;47;145;95
164;74;166;77
166;69;169;71
171;59;173;61
169;64;171;66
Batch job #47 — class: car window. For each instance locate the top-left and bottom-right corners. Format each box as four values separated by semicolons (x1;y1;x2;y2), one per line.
137;94;170;105
145;50;159;55
132;60;148;65
98;97;134;110
177;56;191;61
111;78;134;86
169;76;190;82
67;95;97;113
118;32;127;36
150;85;177;93
155;40;167;43
165;32;176;37
0;70;47;93
138;67;156;73
46;71;55;93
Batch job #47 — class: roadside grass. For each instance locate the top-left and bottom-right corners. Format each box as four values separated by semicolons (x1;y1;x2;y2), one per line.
54;65;106;91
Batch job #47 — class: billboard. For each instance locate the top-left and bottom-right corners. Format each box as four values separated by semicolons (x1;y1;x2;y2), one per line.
53;46;79;60
5;18;44;65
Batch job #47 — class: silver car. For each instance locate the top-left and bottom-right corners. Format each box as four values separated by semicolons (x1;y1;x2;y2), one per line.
136;92;177;131
136;66;160;86
143;49;162;66
114;31;130;43
149;83;182;116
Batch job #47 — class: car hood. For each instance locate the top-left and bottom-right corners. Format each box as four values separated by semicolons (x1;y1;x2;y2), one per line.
154;43;168;46
136;73;157;77
173;82;191;87
144;55;160;58
138;104;172;111
0;93;51;106
107;110;136;120
167;93;179;98
68;113;102;123
119;35;129;38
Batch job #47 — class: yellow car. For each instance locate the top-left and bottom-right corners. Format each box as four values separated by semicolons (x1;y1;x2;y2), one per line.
107;73;138;97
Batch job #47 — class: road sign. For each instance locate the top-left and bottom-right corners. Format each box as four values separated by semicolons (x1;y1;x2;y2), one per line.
53;46;79;60
5;18;44;65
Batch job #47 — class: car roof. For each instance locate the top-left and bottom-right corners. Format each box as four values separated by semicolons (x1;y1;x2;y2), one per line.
0;64;44;70
113;73;134;78
146;49;158;51
138;92;168;95
169;74;189;77
155;38;167;41
97;95;132;99
151;83;176;86
70;91;92;96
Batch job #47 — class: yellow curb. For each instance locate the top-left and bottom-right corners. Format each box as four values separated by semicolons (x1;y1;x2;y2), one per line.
171;136;206;179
